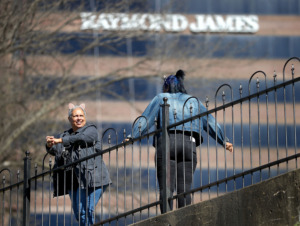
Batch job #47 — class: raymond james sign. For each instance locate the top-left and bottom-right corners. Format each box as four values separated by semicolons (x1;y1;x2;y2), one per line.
80;13;259;33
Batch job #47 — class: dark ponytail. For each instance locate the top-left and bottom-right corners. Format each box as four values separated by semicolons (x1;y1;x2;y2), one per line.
175;69;187;94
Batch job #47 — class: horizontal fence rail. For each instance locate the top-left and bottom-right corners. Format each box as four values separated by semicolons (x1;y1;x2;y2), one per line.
0;57;299;226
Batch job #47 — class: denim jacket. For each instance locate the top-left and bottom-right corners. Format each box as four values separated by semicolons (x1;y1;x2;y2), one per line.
131;92;228;146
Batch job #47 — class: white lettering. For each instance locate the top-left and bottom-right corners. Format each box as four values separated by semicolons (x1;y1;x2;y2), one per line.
80;13;259;34
148;14;163;31
95;14;111;30
235;16;246;32
225;16;235;32
170;14;188;32
138;14;149;30
80;12;97;30
246;15;259;33
160;15;172;32
119;14;130;30
205;15;218;32
215;15;228;32
190;15;205;32
226;15;260;33
120;13;148;30
105;13;121;30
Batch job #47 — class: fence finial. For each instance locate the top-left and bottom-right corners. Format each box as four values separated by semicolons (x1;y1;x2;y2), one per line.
25;151;30;158
239;84;243;97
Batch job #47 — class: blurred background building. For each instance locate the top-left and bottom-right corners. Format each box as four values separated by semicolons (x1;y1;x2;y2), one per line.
70;0;300;139
1;0;299;224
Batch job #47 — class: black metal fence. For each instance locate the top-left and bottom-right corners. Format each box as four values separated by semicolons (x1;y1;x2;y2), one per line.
1;57;299;226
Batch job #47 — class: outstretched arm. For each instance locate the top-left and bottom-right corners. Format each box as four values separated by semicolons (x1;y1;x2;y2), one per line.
47;126;98;147
200;102;233;152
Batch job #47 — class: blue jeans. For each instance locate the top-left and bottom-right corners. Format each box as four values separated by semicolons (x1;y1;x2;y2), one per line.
68;185;107;225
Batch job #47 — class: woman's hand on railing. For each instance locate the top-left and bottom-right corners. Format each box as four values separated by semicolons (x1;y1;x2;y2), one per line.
122;138;133;144
225;142;233;153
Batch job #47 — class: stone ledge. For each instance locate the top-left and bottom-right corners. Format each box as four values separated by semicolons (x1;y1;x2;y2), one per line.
131;168;300;226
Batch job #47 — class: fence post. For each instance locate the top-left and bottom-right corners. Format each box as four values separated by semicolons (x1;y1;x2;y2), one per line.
161;97;171;213
23;151;31;226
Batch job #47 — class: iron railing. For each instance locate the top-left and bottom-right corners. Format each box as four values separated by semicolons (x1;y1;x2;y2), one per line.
0;57;299;226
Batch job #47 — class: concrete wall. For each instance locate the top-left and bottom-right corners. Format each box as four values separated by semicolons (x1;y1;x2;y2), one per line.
132;169;300;226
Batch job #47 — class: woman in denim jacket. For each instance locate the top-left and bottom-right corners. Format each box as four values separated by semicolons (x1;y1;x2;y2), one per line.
129;70;233;212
